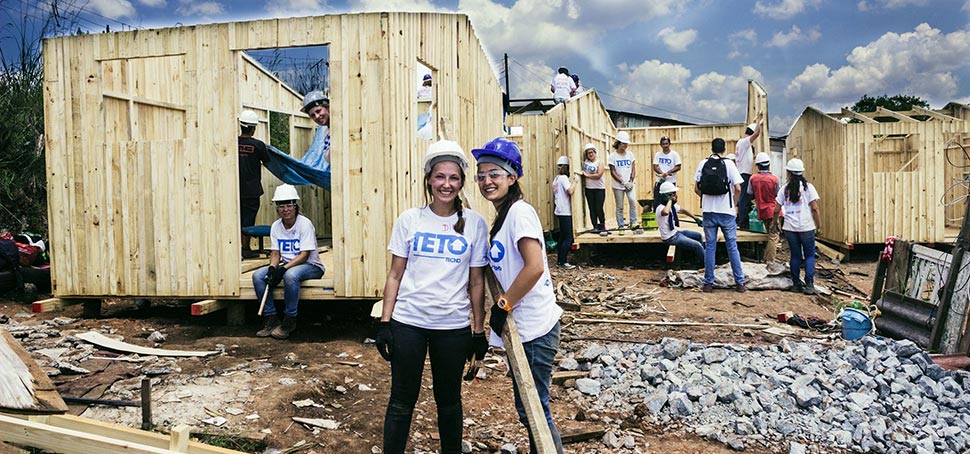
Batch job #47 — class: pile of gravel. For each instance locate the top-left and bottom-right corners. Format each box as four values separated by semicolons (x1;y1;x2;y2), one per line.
559;336;970;452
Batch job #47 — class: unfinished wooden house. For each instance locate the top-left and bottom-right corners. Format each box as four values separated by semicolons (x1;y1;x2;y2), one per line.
506;81;769;245
786;102;970;247
42;12;504;307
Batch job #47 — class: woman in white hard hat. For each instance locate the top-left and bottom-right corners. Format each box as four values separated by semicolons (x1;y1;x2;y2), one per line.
473;137;564;454
299;90;332;172
376;140;489;454
774;158;821;294
552;156;578;269
580;143;607;235
252;184;325;339
608;131;638;232
656;182;704;263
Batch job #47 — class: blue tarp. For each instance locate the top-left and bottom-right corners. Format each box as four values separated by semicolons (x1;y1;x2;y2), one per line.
264;126;331;190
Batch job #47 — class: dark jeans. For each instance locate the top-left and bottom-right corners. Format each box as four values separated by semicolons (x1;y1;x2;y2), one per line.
512;322;564;454
584;188;606;230
784;230;817;286
384;320;471;454
738;173;752;230
556;215;573;265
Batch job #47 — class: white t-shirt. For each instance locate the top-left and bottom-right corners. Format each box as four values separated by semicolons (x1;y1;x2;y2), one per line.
551;73;576;99
777;183;820;232
608;151;636;190
387;207;489;330
553;175;572;216
694;156;744;215
656;203;682;241
653;150;682;184
271;214;325;272
487;201;562;346
582;160;605;189
735;136;754;175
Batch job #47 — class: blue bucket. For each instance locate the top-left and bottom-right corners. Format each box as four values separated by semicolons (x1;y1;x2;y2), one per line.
841;308;872;341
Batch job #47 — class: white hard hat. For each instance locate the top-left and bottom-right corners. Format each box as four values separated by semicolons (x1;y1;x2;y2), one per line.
786;158;805;173
556;156;569;166
272;184;300;202
747;123;757;132
615;131;630;144
755;152;770;165
239;110;259;126
726;153;736;161
659;181;679;194
301;90;329;113
423;140;469;174
583;143;596;151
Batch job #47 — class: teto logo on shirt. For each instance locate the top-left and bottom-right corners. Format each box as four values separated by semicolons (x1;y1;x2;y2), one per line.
657;156;674;165
412;232;468;263
615;159;632;167
277;238;301;253
488;241;506;271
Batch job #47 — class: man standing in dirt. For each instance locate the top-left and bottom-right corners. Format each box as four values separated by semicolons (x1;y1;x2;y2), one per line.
747;152;781;263
238;110;270;259
695;138;745;293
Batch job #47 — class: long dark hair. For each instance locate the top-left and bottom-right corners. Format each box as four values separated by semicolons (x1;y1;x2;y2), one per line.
424;166;466;234
784;172;809;204
558;164;569;176
490;181;524;240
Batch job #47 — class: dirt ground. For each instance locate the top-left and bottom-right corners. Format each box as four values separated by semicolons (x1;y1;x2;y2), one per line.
0;242;881;454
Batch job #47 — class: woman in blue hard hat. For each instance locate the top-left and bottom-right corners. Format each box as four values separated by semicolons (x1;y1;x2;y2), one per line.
473;137;564;454
376;140;490;454
252;184;326;339
774;158;821;295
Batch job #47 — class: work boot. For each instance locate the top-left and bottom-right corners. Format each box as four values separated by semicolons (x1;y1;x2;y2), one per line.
789;280;804;293
256;315;280;338
271;316;297;339
803;283;817;295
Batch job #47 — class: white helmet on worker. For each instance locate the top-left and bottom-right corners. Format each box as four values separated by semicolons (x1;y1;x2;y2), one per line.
615;131;630;144
272;184;300;202
556;156;569;166
786;158;805;174
423;140;469;174
659;181;679;194
239;110;259;126
301;90;329;113
755;152;770;165
746;123;757;134
584;143;596;152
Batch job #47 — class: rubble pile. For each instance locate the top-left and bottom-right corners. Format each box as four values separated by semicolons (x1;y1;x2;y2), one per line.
561;337;970;453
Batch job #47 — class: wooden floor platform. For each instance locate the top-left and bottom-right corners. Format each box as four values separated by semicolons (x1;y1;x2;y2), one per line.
574;224;767;245
233;244;336;300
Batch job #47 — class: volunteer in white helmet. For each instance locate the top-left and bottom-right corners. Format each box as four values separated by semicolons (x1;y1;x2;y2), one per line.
376;140;489;454
608;131;639;233
656;182;704;263
299;90;332;172
747;152;781;262
736;111;764;230
774;158;821;295
552;155;579;269
252;184;325;339
238;110;270;259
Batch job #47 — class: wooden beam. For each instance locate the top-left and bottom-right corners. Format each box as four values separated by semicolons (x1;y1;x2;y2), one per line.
168;425;190;453
573;319;769;329
876;107;917;122
31;298;82;313
551;371;588;385
0;330;68;414
840;108;878;123
0;413;179;454
815;241;845;262
560;424;607;444
911;106;960;121
666;245;677;263
190;300;227;316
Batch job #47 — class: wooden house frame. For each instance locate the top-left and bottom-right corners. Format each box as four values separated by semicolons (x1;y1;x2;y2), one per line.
786;103;970;247
42;12;504;301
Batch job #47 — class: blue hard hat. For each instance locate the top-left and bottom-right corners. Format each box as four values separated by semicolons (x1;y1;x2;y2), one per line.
472;137;523;177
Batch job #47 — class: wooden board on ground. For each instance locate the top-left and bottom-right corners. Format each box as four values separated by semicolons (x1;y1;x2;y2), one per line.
0;331;68;414
76;332;219;357
31;298;83;314
815;241;845;262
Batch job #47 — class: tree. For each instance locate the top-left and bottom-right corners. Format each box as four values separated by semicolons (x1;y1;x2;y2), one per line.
851;94;930;113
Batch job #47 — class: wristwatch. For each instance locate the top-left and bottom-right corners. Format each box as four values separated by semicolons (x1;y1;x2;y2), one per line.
497;296;512;312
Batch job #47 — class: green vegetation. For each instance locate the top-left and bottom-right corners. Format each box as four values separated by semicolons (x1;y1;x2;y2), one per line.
851;94;930;113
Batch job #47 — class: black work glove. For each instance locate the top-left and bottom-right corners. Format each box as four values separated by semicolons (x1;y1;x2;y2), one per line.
375;321;393;361
467;331;487;362
267;265;286;288
488;303;508;338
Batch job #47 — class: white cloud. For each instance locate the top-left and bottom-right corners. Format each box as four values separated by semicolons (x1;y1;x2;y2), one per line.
607;60;764;123
137;0;166;7
657;27;698;53
858;0;929;11
754;0;820;19
86;0;136;19
728;29;757;59
351;0;444;12
264;0;329;17
963;0;970;11
786;23;970;109
766;25;821;47
176;1;224;16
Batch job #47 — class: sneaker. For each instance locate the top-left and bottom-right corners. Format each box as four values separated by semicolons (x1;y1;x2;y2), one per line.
702;284;714;293
736;283;747;293
802;284;817;295
789;282;804;293
256;315;280;338
271;316;297;339
558;263;576;270
599;230;610;237
633;227;644;235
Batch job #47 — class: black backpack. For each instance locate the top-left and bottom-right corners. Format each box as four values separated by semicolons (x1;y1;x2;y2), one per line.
0;239;19;272
698;155;730;196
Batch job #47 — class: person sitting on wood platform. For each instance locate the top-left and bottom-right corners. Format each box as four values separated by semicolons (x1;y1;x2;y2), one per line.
656;182;704;264
252;184;326;340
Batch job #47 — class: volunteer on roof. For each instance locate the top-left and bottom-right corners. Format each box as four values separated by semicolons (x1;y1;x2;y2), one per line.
252;184;325;340
299;90;332;172
549;66;576;104
376;140;489;454
474;137;564;454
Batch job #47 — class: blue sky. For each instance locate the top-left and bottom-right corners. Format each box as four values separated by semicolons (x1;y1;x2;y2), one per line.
5;0;969;135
